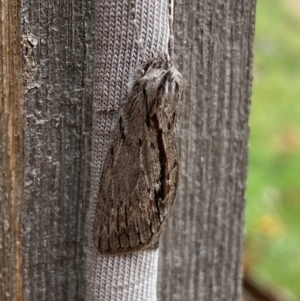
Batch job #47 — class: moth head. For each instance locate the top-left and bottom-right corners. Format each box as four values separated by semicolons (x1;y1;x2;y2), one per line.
139;58;183;116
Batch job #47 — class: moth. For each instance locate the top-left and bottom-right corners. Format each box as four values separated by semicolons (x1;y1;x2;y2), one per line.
94;57;183;254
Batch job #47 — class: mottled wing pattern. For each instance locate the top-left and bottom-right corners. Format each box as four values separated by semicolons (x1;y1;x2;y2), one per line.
93;58;183;254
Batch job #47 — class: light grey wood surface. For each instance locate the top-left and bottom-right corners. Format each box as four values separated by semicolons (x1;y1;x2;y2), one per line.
21;1;93;300
158;1;256;300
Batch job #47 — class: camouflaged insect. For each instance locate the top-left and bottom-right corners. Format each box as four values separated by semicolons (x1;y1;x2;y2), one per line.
93;57;183;254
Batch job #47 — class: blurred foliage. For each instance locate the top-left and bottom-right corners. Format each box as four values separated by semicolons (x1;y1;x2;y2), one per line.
245;0;300;300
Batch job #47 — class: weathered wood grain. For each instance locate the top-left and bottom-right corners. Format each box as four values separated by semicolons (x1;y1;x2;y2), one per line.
158;1;256;300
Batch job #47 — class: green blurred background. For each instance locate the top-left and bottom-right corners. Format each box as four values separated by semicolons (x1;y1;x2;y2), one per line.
245;0;300;299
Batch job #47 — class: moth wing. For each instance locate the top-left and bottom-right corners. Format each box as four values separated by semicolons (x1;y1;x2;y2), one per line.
94;98;165;254
93;59;181;254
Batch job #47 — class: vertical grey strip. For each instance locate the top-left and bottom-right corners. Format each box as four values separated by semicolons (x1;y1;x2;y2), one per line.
86;1;170;300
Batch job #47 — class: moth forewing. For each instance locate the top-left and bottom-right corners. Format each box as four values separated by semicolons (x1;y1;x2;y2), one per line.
93;57;183;254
